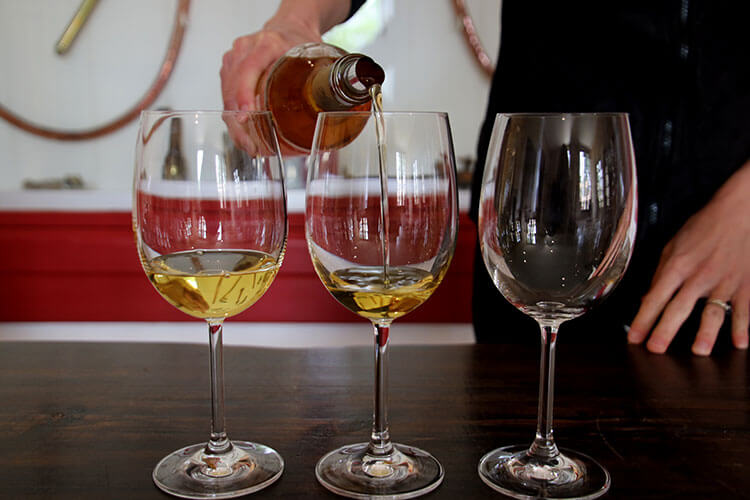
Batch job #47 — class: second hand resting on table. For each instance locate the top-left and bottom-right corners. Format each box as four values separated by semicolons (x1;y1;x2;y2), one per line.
628;161;750;355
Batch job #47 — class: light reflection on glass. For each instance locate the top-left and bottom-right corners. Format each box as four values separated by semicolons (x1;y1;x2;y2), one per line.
526;217;537;244
216;153;227;209
359;217;369;240
198;216;207;239
409;158;420;208
579;151;592;211
596;158;606;209
196;149;204;181
395;151;405;205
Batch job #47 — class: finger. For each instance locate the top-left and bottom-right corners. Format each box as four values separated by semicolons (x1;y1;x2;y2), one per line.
220;50;234;76
234;34;284;108
692;294;732;356
226;52;275;112
650;240;675;279
224;98;239;111
644;283;703;353
230;34;255;57
234;63;261;111
731;286;750;349
221;36;262;111
221;52;240;110
628;266;684;344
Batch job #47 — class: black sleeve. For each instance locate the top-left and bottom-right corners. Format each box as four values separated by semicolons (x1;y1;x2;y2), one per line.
347;0;366;19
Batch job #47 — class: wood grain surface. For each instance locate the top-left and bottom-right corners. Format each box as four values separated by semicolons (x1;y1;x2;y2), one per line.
0;339;747;499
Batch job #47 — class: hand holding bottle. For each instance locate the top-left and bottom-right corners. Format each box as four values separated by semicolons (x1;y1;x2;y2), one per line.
221;26;319;112
220;10;321;156
220;0;353;112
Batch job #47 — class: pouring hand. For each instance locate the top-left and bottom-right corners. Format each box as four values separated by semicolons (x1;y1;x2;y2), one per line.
220;0;352;112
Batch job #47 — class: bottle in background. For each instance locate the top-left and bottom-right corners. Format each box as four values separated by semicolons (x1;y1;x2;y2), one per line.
162;117;187;180
258;42;385;154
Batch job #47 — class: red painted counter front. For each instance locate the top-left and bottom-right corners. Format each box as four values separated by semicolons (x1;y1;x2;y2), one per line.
0;212;475;323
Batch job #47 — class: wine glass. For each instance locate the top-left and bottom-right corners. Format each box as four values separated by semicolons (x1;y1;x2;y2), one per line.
477;113;637;499
133;110;287;498
306;111;459;498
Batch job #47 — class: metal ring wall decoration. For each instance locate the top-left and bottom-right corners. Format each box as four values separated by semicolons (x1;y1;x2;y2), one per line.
0;0;190;141
452;0;495;78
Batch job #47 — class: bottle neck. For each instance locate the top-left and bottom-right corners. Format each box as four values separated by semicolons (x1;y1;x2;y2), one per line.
309;53;385;110
163;117;186;179
330;54;385;105
168;118;182;150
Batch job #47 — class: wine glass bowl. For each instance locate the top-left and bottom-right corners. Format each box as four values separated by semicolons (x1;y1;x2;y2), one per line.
134;110;286;498
480;113;636;321
306;111;458;498
478;113;637;499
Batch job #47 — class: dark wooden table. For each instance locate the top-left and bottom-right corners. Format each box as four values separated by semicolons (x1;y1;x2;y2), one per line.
0;338;748;499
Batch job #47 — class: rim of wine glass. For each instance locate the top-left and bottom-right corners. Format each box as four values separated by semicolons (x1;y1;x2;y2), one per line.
316;110;449;118
136;109;278;146
139;109;273;117
496;111;629;118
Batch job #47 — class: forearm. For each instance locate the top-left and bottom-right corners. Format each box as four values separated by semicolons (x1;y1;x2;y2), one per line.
264;0;352;37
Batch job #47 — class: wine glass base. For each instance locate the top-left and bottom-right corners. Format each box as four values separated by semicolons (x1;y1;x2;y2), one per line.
153;440;284;499
478;444;610;500
315;442;444;499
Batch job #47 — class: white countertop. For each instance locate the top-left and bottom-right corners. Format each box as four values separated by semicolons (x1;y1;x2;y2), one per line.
0;189;471;213
0;322;475;348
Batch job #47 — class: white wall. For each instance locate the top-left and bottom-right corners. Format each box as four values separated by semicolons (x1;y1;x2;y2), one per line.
0;0;499;195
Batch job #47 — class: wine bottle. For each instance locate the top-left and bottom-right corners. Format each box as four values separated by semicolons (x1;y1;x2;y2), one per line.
162;117;187;180
259;42;385;153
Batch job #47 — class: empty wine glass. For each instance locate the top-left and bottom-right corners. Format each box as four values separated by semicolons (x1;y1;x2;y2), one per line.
477;113;637;499
306;111;459;498
134;110;286;498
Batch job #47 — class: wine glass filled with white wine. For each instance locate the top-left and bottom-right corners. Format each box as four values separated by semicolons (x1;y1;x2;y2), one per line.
478;113;637;499
134;110;287;499
306;111;459;499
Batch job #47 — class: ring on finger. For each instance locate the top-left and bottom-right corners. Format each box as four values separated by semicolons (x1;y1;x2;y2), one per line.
706;298;732;313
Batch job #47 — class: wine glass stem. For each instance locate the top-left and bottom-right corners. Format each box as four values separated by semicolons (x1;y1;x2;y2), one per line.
207;320;231;454
369;322;393;456
530;323;560;460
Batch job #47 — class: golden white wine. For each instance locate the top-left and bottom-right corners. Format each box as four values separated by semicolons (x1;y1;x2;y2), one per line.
144;249;279;319
317;265;443;321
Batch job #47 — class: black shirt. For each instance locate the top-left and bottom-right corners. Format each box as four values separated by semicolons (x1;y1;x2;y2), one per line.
470;0;750;346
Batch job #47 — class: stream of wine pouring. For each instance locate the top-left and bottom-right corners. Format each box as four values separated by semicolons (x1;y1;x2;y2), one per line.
369;84;390;287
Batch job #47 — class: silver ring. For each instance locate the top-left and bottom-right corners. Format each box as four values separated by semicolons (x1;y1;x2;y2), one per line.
706;298;732;313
